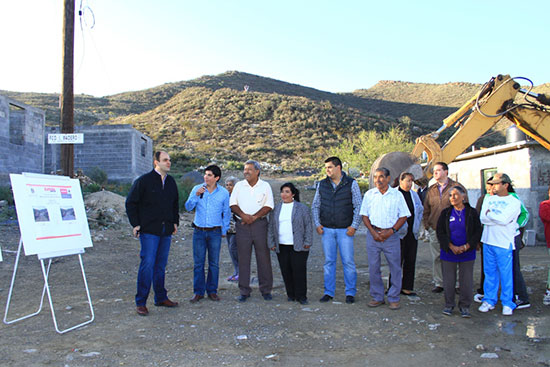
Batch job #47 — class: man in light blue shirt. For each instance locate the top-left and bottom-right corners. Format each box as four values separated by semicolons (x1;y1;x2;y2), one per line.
185;165;231;303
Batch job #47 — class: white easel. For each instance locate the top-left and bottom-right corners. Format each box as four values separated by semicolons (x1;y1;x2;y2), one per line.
3;173;95;334
3;239;94;333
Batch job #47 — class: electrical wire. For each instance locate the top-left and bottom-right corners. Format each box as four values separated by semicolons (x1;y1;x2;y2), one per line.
75;0;96;84
474;76;548;118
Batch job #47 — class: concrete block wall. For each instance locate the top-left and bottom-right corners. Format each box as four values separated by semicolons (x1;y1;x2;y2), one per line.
448;142;550;245
0;95;45;184
45;124;153;182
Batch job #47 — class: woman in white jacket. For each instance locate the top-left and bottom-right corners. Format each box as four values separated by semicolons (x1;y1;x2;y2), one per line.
397;172;424;296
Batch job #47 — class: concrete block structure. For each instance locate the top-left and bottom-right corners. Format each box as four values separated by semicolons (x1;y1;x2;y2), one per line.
0;95;45;183
448;140;550;245
45;124;153;182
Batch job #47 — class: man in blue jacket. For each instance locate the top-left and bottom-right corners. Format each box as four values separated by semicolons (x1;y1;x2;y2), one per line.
126;151;180;316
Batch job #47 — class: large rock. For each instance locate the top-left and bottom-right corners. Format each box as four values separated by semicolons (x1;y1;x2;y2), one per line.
84;190;128;227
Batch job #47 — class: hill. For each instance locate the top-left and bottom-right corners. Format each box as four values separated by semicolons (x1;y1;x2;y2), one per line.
4;71;545;169
104;86;403;170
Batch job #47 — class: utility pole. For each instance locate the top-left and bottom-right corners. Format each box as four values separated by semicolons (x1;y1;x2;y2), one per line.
60;0;75;177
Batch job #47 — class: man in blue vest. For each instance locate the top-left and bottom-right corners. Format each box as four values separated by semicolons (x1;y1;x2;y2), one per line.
312;156;362;304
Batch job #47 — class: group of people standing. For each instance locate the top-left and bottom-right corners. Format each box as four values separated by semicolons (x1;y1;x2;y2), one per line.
125;151;550;317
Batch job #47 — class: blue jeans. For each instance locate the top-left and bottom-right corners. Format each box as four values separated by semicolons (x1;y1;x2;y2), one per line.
483;243;516;310
322;227;357;297
193;228;222;295
136;233;172;306
226;233;239;276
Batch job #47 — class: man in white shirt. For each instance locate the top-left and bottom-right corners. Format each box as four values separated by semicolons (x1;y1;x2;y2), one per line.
478;173;521;316
230;160;275;302
360;168;410;310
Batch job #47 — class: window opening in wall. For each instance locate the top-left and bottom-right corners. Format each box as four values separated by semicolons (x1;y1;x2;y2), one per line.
9;103;25;146
140;137;147;157
481;168;498;195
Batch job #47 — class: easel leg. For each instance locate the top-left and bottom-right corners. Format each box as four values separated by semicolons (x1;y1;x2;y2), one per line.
3;239;49;325
41;254;95;334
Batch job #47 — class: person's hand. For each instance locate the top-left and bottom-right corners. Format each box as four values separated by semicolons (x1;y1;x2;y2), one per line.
380;229;394;241
196;186;206;197
316;225;324;235
303;245;311;249
346;227;356;237
241;213;255;225
270;246;276;251
371;229;384;242
172;224;178;235
133;225;141;238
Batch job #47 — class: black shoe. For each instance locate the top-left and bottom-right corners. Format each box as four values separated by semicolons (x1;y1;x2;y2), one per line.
238;295;250;302
287;297;296;302
319;294;333;303
345;295;355;304
400;290;417;297
431;286;444;293
298;298;309;305
442;307;453;316
262;293;272;301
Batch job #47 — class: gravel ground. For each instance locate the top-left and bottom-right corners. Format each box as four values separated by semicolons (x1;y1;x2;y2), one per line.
0;178;549;367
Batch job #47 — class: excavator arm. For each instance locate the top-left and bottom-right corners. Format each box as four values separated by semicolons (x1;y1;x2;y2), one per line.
370;74;550;186
412;74;550;179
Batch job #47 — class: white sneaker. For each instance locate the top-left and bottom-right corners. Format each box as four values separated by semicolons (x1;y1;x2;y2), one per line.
474;293;483;303
502;305;513;316
478;301;494;313
543;290;550;306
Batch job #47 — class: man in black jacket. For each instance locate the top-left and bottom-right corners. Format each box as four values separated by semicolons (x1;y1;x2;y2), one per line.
126;151;180;316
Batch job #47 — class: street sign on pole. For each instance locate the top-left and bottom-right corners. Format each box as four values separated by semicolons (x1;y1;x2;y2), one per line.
48;133;84;144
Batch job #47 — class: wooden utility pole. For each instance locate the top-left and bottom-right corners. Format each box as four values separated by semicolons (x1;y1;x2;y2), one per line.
60;0;75;177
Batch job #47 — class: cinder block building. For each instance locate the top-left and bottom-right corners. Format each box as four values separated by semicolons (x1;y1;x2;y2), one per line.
448;139;550;245
45;124;153;182
0;95;45;184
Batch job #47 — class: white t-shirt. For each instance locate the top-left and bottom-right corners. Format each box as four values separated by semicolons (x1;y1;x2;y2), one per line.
278;202;294;245
480;194;520;249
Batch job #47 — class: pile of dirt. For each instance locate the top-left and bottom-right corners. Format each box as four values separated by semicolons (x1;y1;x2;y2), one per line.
84;190;128;228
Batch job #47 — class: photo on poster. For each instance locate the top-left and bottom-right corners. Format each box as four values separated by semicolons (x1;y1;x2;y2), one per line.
60;207;76;221
33;207;50;222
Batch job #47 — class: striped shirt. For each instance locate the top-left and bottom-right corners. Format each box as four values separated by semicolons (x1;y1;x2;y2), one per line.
360;186;411;229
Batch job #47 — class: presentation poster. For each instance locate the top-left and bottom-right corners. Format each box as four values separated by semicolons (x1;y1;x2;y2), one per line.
10;173;93;256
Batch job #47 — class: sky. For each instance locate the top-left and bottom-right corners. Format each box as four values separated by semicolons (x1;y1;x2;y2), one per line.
1;0;549;97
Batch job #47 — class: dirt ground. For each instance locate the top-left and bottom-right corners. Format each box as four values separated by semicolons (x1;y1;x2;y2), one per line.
0;177;549;367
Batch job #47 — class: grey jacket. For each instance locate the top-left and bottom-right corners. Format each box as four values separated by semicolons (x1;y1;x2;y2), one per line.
268;201;313;253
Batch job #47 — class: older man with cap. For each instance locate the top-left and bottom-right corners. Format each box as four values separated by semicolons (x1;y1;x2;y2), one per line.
478;173;521;316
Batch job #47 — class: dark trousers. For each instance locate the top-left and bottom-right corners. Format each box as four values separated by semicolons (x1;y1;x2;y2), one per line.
277;245;309;301
236;218;273;296
513;234;529;302
442;259;474;309
400;231;418;291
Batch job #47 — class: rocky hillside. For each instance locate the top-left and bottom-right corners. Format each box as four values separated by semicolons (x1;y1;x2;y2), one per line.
4;71;546;169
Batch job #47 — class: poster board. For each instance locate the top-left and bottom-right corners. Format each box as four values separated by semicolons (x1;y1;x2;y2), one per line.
10;173;93;256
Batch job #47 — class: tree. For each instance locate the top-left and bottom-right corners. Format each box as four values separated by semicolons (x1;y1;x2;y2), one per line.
329;127;414;174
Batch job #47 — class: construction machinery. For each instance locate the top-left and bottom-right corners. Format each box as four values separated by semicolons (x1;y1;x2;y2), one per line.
369;74;550;186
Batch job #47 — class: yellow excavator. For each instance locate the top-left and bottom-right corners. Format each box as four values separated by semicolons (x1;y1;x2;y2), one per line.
370;74;550;185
